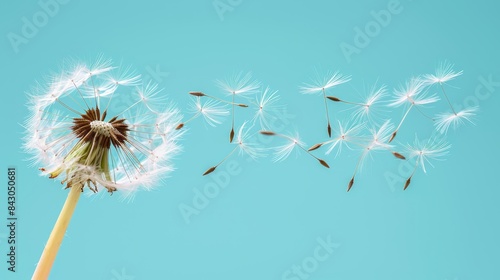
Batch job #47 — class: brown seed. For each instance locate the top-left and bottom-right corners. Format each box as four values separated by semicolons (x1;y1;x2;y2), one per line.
260;131;276;136
175;123;184;130
389;131;397;143
189;91;205;97
392;152;406;160
229;128;235;143
237;104;249;108
318;159;330;168
308;143;323;151
327;123;332;138
203;166;217;176
327;96;341;102
347;177;354;192
404;177;412;190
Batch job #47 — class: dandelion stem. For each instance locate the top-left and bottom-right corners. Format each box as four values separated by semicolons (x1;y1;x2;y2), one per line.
340;100;365;106
297;143;330;168
204;145;239;175
217;145;239;167
348;151;366;192
204;94;247;107
322;89;331;137
55;98;82;116
404;159;420;190
396;104;414;131
71;80;91;110
90;74;100;109
32;184;82;280
414;105;435;122
230;94;235;142
297;143;319;161
439;83;457;115
181;113;201;126
352;151;366;178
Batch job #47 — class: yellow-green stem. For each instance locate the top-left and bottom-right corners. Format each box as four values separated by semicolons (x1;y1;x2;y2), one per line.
32;184;82;280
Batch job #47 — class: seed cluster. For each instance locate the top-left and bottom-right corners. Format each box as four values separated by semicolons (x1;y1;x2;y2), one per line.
90;120;114;138
71;108;129;149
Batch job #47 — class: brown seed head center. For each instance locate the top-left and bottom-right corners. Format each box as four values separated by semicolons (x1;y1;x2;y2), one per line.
71;107;129;149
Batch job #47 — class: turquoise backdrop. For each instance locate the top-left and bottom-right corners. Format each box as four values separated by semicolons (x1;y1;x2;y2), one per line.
1;0;499;279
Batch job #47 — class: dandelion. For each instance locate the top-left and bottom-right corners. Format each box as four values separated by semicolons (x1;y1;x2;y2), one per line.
347;121;405;192
216;72;260;142
435;107;477;134
260;131;330;168
422;61;463;86
301;70;351;137
422;62;476;133
388;77;439;142
176;97;229;130
308;121;364;158
251;86;282;129
203;122;262;175
327;83;387;125
105;63;142;87
24;58;182;279
403;136;450;190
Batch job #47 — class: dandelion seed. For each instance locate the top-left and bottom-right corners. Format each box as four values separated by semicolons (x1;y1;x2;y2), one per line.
203;123;262;175
176;98;229;129
203;166;217;176
350;84;387;124
105;64;142;87
388;77;439;142
403;136;450;190
301;70;351;137
251;87;282;129
392;152;406;160
328;83;387;125
404;177;411;191
308;121;364;158
308;143;323;151
435;107;477;134
300;71;352;95
423;62;464;114
25;58;182;279
422;61;463;85
347;121;394;192
216;72;261;96
260;131;329;168
216;72;259;143
327;96;341;102
347;177;355;192
189;91;205;97
260;131;276;136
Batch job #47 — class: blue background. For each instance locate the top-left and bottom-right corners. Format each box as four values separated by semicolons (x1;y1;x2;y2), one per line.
1;0;499;279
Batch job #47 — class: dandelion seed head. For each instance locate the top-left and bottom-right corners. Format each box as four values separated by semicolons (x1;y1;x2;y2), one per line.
252;87;282;129
435;107;477;134
190;98;229;127
405;136;451;173
235;122;263;159
272;132;304;162
350;83;387;124
366;120;394;150
389;77;436;107
423;61;463;85
300;70;351;94
325;121;364;157
216;71;260;96
24;58;182;196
